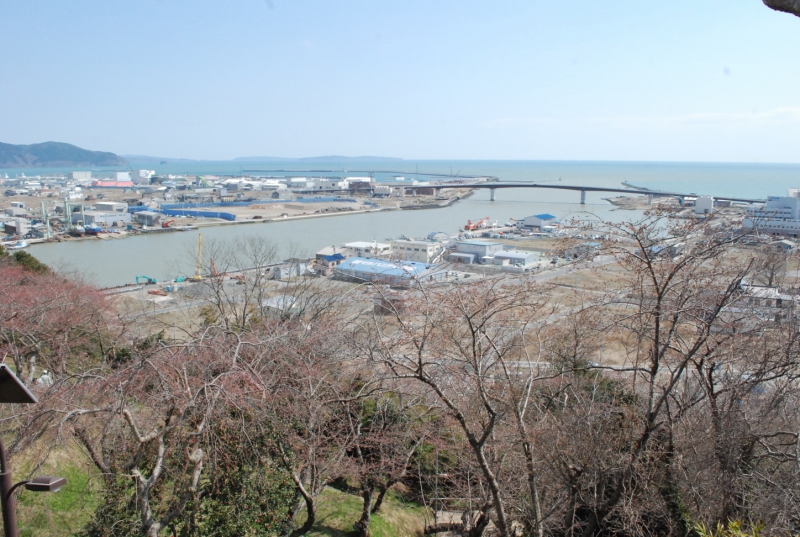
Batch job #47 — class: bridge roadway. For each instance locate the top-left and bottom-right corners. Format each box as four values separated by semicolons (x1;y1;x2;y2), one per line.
440;182;765;205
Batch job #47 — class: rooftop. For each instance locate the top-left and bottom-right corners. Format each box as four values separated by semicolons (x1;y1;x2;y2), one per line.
344;241;390;249
336;257;430;278
457;240;502;246
321;253;346;262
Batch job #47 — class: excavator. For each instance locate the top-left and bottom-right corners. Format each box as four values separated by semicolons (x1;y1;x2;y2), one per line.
161;219;175;228
136;275;158;285
464;217;490;231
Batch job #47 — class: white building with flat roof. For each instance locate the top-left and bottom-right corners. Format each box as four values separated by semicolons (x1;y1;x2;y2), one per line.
81;211;132;227
743;190;800;237
391;239;443;264
94;201;128;213
695;196;714;215
131;170;155;185
493;250;539;267
448;240;504;264
343;241;391;257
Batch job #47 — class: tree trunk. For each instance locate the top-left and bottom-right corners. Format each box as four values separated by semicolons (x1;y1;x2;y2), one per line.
354;487;375;537
470;440;510;537
289;493;316;537
522;441;544;537
371;485;388;514
659;432;696;537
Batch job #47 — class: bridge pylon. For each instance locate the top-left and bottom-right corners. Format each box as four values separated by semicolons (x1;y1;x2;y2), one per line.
490;188;496;201
580;190;586;204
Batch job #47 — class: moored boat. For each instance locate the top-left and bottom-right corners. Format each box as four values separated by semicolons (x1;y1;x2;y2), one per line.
5;240;29;250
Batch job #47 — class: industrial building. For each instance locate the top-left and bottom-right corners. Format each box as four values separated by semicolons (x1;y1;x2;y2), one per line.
448;240;504;264
92;180;134;187
695;196;714;215
493;250;539;267
69;171;92;181
94;201;128;213
343;241;391;258
131;170;155;185
391;239;444;263
3;218;30;236
334;257;437;288
79;211;132;227
136;211;162;227
272;260;309;280
4;207;26;217
522;214;557;229
743;190;800;236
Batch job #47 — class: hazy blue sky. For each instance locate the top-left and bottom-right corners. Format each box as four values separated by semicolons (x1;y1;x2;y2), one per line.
1;1;799;162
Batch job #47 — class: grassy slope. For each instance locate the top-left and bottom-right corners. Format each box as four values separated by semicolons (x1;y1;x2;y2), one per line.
11;452;427;537
296;487;428;537
15;458;101;537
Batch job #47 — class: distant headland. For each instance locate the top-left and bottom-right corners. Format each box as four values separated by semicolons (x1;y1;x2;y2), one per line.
232;155;403;162
0;141;127;168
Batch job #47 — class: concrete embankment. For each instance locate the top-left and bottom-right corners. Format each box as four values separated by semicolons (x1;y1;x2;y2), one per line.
31;192;472;246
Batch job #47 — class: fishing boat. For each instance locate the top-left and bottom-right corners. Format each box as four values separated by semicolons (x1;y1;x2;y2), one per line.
5;240;29;250
85;225;103;235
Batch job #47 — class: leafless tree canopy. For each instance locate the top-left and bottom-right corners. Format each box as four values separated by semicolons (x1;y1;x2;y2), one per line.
3;221;800;537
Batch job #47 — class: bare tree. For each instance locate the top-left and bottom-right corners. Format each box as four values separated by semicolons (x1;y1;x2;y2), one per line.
361;278;549;537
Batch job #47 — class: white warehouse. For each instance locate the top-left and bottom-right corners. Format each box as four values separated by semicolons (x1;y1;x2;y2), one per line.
743;190;800;237
391;239;443;264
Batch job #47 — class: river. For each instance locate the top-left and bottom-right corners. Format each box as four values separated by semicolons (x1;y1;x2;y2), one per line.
24;159;797;287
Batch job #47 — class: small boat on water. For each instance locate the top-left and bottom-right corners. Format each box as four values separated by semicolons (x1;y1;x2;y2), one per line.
5;240;29;250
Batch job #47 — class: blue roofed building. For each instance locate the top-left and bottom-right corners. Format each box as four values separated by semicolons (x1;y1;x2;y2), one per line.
522;214;558;229
317;252;346;275
334;257;442;288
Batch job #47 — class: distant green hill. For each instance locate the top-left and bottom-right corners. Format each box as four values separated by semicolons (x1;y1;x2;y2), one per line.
0;141;127;168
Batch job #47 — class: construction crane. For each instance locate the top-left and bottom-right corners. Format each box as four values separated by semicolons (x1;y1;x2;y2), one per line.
464;217;490;231
161;219;175;228
191;233;203;281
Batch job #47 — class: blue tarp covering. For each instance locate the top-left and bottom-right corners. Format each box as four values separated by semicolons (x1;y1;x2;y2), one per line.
161;201;261;209
533;213;557;220
161;209;236;221
335;257;430;278
295;197;357;203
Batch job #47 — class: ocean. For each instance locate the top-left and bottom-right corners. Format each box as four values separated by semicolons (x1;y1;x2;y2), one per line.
11;159;799;288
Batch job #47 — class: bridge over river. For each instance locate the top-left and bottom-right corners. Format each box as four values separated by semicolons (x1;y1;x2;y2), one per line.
442;182;766;205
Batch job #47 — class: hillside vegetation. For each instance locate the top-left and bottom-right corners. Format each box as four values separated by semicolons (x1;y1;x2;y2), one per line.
0;141;126;168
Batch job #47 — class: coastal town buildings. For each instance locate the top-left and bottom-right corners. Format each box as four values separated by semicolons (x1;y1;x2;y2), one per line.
390;238;443;263
743;189;800;237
